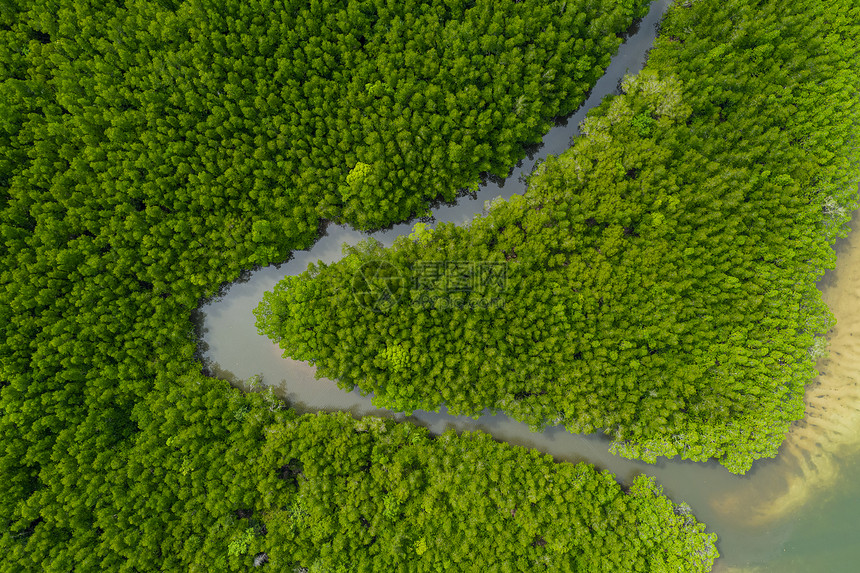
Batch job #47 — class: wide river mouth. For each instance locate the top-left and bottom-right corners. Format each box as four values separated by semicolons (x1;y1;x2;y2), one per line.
194;1;860;570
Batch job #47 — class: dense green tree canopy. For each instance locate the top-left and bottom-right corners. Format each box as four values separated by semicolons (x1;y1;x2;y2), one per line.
0;0;714;570
258;412;717;571
257;0;860;474
2;0;652;241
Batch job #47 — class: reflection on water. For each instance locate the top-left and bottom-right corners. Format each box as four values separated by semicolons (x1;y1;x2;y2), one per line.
195;0;860;569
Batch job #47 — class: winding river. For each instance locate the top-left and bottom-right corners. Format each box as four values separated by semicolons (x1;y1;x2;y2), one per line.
194;1;860;570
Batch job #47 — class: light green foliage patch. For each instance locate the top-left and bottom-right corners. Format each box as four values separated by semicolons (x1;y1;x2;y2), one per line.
379;343;409;372
227;528;255;557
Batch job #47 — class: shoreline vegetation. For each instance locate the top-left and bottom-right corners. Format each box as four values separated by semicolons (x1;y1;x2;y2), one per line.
715;205;860;526
257;0;860;475
260;411;718;571
0;0;721;570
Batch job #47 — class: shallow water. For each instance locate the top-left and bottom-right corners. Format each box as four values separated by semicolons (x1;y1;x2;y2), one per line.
195;1;860;569
709;208;860;573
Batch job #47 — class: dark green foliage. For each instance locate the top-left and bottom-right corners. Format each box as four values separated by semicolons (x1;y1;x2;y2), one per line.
257;0;860;474
0;0;651;236
0;0;704;570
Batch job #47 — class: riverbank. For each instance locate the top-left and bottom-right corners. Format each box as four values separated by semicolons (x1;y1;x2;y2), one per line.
715;199;860;526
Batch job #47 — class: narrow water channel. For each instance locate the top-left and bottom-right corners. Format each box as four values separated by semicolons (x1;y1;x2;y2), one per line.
194;1;860;569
